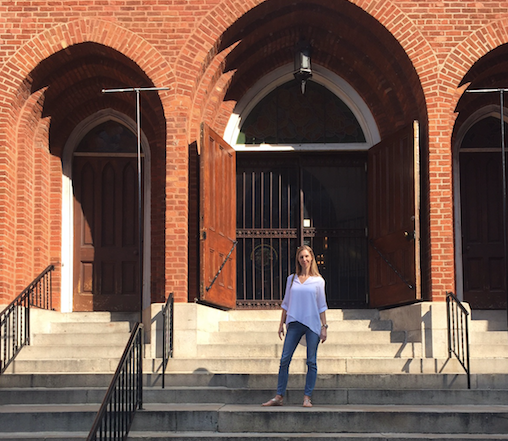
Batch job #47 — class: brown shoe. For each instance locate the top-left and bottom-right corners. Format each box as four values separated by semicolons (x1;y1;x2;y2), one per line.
262;396;283;406
303;396;312;407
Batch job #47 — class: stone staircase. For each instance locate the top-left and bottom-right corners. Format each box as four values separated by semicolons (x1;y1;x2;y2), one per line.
1;305;508;440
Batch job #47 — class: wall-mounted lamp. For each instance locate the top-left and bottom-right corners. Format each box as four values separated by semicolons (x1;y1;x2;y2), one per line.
294;39;312;94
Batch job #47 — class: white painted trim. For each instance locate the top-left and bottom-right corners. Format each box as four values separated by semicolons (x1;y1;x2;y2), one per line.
61;109;152;312
223;64;380;150
453;106;507;301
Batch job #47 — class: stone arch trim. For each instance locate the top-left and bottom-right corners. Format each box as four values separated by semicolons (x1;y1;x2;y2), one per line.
178;0;437;139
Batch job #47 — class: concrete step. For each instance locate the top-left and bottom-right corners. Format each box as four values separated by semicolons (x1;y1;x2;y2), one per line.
205;330;408;345
0;404;98;433
5;386;508;406
227;309;382;321
32;331;130;346
16;344;125;360
0;372;481;389
219;319;392;332
127;402;508;434
470;344;508;357
470;358;508;373
148;356;464;374
470;331;508;345
48;321;132;333
470;310;508;332
195;342;422;358
0;434;88;440
4;358;120;373
3;403;508;441
0;387;107;405
0;373;115;388
50;311;137;323
471;321;508;332
126;432;508;440
6;372;508;440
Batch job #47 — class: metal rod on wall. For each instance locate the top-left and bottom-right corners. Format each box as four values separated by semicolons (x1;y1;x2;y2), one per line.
102;86;169;324
466;88;508;322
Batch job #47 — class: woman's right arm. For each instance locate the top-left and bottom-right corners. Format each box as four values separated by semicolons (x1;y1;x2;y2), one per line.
278;309;287;340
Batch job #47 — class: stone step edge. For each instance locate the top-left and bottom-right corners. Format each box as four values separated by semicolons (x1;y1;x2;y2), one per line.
125;433;508;440
2;433;508;440
3;403;506;413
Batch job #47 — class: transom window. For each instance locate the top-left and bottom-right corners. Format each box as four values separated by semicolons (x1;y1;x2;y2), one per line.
237;79;366;145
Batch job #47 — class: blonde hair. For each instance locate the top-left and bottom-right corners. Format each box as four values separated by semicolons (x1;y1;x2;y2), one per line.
295;245;321;277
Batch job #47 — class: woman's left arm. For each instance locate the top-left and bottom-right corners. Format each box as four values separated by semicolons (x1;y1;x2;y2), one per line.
319;311;327;343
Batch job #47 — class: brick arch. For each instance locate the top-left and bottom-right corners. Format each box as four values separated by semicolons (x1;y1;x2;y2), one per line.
0;19;174;104
0;19;177;305
352;0;438;90
441;21;508;302
178;0;437;141
0;19;175;154
441;19;508;115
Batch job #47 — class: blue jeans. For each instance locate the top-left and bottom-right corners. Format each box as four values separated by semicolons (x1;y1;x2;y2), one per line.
276;321;320;397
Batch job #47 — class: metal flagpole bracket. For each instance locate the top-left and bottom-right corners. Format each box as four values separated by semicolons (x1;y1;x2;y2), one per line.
101;86;170;324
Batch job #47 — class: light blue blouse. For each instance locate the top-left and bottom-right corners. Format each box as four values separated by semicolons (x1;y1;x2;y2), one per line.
281;274;328;336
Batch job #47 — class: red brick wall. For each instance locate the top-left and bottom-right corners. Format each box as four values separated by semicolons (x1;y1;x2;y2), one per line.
1;1;508;307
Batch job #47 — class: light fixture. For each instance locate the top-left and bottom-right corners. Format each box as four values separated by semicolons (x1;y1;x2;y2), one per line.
294;39;312;94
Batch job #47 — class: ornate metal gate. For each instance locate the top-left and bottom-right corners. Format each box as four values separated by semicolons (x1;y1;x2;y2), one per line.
236;153;368;309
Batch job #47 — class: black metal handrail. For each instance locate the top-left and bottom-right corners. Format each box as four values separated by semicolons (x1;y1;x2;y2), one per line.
446;291;471;389
0;264;55;374
87;322;144;441
161;292;174;389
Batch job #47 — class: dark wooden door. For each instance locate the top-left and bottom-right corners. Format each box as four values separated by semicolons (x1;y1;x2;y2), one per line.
368;122;421;307
199;124;236;309
461;152;506;309
73;156;141;312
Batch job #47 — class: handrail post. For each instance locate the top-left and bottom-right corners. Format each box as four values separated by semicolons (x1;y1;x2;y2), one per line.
161;292;174;389
138;325;143;410
446;292;471;389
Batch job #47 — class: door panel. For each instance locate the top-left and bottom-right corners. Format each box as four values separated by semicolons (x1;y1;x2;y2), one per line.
199;124;237;309
73;156;141;312
461;152;506;309
368;122;420;307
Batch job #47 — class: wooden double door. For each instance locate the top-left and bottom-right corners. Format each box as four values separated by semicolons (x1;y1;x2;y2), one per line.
198;123;421;310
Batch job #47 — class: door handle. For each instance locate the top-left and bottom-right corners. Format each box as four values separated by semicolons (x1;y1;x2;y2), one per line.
404;231;415;241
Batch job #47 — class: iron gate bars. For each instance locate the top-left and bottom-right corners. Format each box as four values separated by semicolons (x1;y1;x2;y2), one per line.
87;322;144;441
446;291;471;389
0;264;54;375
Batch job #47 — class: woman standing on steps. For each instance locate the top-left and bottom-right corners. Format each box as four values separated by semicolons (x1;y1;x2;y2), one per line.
262;245;328;408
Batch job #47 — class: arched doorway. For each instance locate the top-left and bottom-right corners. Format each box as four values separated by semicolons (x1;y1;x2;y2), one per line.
72;120;145;312
232;77;371;308
193;0;428;309
454;44;508;310
21;42;166;312
61;111;153;313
